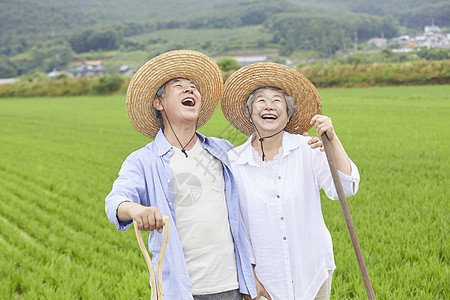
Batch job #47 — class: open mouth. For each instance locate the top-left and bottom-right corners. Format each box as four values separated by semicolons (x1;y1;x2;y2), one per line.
261;114;277;120
182;97;195;107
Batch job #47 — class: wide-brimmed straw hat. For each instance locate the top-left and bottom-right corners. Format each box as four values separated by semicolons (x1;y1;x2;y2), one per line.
126;50;223;139
221;62;322;136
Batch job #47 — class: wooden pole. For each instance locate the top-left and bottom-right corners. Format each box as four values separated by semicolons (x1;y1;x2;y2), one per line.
321;133;376;300
134;216;170;300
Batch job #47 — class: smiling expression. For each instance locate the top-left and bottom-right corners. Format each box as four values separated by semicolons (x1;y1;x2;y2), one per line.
154;78;202;126
250;88;289;136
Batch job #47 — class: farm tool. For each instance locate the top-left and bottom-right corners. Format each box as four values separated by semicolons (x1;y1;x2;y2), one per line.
134;216;170;300
321;133;376;299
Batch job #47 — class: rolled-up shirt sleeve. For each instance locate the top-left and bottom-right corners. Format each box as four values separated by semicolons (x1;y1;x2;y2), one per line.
313;148;360;200
105;155;147;231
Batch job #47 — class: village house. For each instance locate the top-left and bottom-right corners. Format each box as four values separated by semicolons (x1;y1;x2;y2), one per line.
368;38;388;48
388;23;450;50
70;60;105;77
226;55;270;66
117;65;134;76
413;24;449;49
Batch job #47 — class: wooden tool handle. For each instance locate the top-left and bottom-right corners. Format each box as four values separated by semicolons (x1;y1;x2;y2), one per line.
134;216;170;300
321;133;375;300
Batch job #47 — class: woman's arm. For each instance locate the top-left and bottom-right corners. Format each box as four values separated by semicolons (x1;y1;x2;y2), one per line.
311;115;352;176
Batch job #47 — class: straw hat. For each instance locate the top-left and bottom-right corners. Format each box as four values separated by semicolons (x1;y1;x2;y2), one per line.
222;62;322;136
126;50;223;139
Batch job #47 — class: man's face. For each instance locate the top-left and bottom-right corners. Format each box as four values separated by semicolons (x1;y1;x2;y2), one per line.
155;78;202;126
250;88;289;136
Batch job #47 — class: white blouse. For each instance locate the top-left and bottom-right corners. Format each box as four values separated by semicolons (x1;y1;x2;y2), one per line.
251;143;283;180
228;132;360;300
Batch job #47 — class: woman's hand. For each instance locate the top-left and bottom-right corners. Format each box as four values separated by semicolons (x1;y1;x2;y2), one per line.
310;115;337;141
310;114;353;176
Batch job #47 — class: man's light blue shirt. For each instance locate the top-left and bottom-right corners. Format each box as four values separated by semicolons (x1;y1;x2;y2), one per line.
105;129;257;299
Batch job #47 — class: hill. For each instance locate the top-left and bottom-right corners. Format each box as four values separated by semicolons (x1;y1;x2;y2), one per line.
0;0;232;38
0;0;448;78
289;0;450;29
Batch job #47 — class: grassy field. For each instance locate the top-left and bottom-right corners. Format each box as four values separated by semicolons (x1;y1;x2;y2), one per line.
0;85;448;299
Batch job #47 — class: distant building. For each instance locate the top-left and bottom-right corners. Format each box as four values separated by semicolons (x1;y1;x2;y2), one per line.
389;23;450;50
368;38;387;48
47;70;61;78
117;65;134;76
424;21;441;35
392;48;414;53
0;78;19;85
413;23;449;49
229;56;270;66
70;60;105;77
390;35;411;47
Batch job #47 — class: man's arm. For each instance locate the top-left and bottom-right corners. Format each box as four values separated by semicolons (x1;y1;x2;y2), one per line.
302;132;324;151
117;201;164;233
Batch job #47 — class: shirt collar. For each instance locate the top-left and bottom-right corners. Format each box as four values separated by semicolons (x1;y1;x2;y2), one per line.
281;131;302;157
154;129;172;156
154;128;210;157
234;131;302;165
233;134;258;166
196;132;208;145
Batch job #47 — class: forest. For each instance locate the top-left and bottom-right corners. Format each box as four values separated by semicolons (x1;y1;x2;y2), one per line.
0;0;449;78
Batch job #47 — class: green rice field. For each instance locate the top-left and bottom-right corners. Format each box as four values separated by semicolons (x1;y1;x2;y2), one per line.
0;85;448;299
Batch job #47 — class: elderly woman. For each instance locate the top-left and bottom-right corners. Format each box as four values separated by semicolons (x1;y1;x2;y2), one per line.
221;63;360;300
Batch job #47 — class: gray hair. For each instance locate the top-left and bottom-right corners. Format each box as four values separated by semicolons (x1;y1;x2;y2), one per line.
153;83;166;127
152;79;199;127
244;86;295;119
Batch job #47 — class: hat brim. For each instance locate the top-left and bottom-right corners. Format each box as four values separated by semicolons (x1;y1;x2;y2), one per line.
221;62;322;136
127;50;223;139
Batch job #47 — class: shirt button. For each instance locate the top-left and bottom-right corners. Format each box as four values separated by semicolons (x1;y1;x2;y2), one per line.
277;195;280;199
283;237;287;240
278;176;281;180
169;202;173;206
168;179;171;183
281;217;284;220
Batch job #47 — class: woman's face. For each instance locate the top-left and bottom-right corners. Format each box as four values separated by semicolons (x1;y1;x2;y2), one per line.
250;88;289;137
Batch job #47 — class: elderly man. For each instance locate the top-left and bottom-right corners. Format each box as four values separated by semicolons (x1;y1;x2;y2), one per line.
105;50;257;300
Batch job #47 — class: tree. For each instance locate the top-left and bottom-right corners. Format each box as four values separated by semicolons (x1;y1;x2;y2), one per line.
0;57;17;78
69;28;122;53
217;57;241;72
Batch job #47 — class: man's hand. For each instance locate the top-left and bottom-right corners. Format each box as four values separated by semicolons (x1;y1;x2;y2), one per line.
117;202;165;233
244;265;272;300
302;132;324;152
131;205;164;233
254;277;272;300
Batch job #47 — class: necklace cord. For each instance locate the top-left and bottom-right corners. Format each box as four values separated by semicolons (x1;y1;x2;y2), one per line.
160;100;198;158
249;114;290;161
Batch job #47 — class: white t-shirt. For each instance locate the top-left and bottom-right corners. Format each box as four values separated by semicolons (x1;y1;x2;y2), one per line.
229;132;360;300
169;138;238;295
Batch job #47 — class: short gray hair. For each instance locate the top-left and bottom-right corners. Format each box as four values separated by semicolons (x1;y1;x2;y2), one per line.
152;79;199;127
244;86;295;119
153;83;166;127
